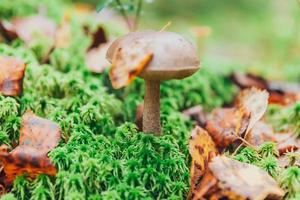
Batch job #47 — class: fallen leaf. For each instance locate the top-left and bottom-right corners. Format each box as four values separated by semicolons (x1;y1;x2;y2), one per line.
274;133;300;155
245;121;276;147
205;88;269;148
209;156;284;200
85;43;111;73
188;126;218;199
231;73;300;105
268;91;300;106
236;88;269;134
87;26;107;50
0;111;61;184
188;169;218;200
1;16;56;45
230;73;267;90
182;105;207;127
109;38;153;89
205;108;250;148
0;56;26;96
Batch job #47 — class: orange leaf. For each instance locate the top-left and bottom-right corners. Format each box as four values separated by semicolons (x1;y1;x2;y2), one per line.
0;56;26;96
0;111;61;184
188;126;218;199
109;40;153;89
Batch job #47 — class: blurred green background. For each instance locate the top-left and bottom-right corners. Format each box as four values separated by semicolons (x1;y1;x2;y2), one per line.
140;0;300;80
2;0;300;80
87;0;300;80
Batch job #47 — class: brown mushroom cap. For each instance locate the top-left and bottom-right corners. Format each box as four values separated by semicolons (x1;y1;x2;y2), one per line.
107;30;200;81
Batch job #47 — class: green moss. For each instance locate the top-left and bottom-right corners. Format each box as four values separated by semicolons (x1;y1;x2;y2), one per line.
280;167;300;199
267;102;300;138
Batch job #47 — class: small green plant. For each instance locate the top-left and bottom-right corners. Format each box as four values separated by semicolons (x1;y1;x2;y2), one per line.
11;176;30;200
0;193;17;200
258;142;279;158
257;156;280;178
279;166;300;198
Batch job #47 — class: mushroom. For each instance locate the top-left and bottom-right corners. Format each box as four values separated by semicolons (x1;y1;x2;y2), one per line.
107;30;200;135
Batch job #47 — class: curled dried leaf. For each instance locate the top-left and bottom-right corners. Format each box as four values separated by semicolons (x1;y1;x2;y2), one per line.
209;156;284;200
0;111;61;184
109;40;153;89
205;108;250;148
188;126;218;199
0;56;26;96
245;121;276;147
236;88;269;134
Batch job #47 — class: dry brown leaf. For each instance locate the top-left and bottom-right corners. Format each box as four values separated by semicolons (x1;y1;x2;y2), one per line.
209;156;284;200
0;56;26;96
245;121;276;147
86;43;111;74
182;105;207;127
231;73;267;90
1;16;56;45
188;126;218;199
236;88;269;135
188;169;219;200
274;133;300;155
87;26;107;50
231;73;300;105
0;111;61;184
109;40;153;89
268;92;300;106
205;108;250;148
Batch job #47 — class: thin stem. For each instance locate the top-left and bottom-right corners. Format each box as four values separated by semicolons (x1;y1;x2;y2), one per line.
143;80;161;135
134;0;143;31
115;0;133;31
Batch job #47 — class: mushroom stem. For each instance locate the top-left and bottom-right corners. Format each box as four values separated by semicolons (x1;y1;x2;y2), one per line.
143;80;161;135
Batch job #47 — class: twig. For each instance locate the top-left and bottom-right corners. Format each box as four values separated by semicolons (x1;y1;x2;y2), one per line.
115;0;133;31
160;21;172;32
232;131;257;156
134;0;143;31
